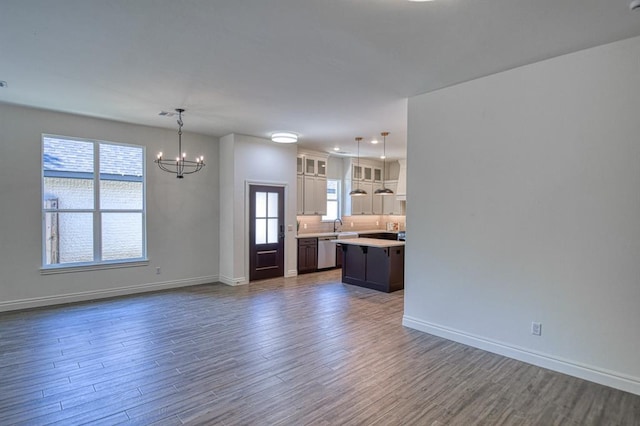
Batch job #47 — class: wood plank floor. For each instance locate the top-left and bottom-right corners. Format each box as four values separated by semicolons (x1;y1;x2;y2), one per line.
1;270;638;425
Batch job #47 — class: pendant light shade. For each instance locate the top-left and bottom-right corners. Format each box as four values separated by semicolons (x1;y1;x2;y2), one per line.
349;137;367;196
374;132;394;196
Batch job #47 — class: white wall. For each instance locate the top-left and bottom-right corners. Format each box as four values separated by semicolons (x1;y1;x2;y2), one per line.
404;36;640;395
218;134;298;284
0;104;219;311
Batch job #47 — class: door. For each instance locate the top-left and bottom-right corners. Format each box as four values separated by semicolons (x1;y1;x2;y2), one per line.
249;185;285;281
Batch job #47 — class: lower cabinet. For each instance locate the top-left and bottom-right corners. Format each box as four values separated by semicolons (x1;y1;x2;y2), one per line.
341;244;404;292
336;243;343;268
297;238;318;274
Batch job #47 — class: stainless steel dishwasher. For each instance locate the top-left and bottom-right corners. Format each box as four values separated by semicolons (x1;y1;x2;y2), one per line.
317;236;337;269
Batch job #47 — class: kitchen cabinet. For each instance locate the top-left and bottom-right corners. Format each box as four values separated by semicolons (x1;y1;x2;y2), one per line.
303;175;327;215
396;159;406;201
372;183;383;214
297;152;328;216
352;164;382;182
373;167;382;182
296;175;304;215
382;181;404;215
297;238;318;274
296;156;304;174
340;239;404;292
350;181;373;215
305;156;326;177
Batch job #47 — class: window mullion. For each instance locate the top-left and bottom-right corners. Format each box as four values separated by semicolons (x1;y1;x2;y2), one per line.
94;142;101;263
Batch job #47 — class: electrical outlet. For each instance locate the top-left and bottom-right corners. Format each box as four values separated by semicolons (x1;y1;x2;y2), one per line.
156;267;161;275
303;223;307;229
376;221;379;226
531;322;542;336
350;222;354;227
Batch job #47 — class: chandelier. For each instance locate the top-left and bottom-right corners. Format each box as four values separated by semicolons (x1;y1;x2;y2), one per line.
155;108;205;178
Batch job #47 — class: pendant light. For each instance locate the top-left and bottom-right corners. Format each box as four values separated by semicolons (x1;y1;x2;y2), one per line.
374;132;394;196
349;137;367;196
155;108;205;178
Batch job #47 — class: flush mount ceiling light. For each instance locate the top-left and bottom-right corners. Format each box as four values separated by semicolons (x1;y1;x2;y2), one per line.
271;132;298;143
349;137;368;197
374;132;394;196
155;108;205;178
0;81;7;88
371;139;379;145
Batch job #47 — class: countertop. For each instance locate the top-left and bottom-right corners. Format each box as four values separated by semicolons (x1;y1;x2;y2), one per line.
336;238;405;248
295;230;398;239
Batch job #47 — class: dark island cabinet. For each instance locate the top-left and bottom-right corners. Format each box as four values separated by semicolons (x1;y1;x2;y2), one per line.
341;244;404;292
297;238;318;274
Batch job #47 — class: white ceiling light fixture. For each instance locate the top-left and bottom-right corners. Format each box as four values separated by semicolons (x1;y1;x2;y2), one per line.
371;139;379;145
374;132;394;196
271;132;298;143
155;108;205;179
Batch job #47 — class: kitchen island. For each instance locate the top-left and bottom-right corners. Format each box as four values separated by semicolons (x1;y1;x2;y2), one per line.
338;238;405;293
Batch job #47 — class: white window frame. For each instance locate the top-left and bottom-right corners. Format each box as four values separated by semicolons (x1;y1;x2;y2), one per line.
321;179;341;222
41;134;148;273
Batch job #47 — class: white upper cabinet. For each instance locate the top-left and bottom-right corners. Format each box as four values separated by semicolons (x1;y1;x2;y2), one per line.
297;152;329;216
396;159;406;201
304;156;327;177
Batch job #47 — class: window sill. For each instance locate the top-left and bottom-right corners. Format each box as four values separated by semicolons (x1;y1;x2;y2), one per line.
40;259;149;275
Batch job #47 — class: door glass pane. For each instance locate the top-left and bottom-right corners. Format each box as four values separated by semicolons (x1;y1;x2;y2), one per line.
256;219;266;244
256;192;267;218
318;160;326;175
267;218;278;244
267;192;278;218
102;213;143;260
44;212;93;265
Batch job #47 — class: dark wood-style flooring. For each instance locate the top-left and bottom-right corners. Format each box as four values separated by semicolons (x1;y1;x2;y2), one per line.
1;270;638;425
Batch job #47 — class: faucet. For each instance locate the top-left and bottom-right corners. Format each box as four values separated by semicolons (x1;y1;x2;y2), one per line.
333;218;343;233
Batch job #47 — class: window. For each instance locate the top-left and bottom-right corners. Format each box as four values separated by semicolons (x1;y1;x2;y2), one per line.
42;135;146;269
322;179;340;222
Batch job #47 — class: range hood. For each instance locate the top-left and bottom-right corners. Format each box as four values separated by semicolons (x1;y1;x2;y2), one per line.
396;159;406;201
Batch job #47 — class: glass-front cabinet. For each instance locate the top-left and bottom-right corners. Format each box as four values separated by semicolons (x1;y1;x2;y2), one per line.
305;157;326;177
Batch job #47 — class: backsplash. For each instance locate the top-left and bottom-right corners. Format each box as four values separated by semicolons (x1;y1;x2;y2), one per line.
297;215;406;234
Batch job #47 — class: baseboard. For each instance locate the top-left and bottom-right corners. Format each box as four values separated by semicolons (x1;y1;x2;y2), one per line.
402;315;640;396
286;269;298;278
218;274;248;286
0;275;220;313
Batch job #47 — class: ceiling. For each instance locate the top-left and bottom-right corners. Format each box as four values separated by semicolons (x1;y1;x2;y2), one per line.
1;1;639;160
